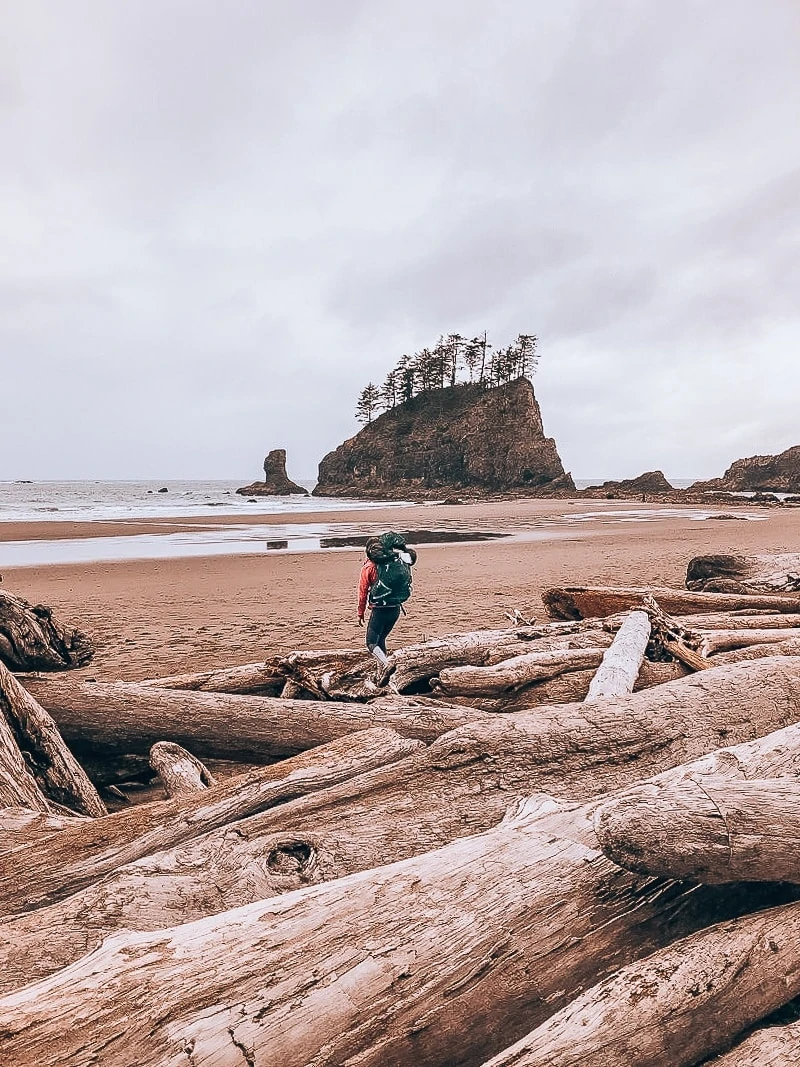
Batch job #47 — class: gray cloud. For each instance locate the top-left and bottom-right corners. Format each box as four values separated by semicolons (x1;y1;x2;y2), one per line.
2;0;799;480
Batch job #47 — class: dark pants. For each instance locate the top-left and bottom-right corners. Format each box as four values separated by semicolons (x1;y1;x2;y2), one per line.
366;605;402;654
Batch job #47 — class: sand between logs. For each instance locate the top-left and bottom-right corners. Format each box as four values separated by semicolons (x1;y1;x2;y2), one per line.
3;498;799;680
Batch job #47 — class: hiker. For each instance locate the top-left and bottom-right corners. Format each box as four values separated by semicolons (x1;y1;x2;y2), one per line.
357;532;417;666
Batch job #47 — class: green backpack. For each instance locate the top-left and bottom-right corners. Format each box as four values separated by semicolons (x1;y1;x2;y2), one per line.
368;532;414;606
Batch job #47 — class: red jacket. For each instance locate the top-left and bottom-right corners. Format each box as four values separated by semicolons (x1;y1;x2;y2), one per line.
357;560;378;618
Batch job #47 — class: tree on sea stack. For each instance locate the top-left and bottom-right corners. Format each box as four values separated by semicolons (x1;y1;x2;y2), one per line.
355;382;381;424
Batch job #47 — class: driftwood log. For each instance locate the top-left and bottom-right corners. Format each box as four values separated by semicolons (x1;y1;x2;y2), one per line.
543;585;800;621
458;659;687;712
148;741;216;797
20;678;484;761
430;647;605;696
0;727;423;915
0;588;93;670
595;775;800;883
0;661;106;817
677;612;800;630
707;1018;800;1065
2;724;800;1067
585;609;650;701
139;660;287;695
700;628;800;656
480;900;800;1067
687;552;800;593
703;636;800;667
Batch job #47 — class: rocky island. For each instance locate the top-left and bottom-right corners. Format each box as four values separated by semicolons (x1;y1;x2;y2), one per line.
313;377;573;498
692;444;800;494
236;449;308;497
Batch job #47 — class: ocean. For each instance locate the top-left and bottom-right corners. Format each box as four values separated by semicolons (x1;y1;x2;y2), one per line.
0;478;701;524
0;480;404;524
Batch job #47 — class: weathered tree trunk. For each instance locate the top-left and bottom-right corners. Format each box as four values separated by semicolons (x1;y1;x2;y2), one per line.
706;1018;800;1065
441;660;687;712
20;677;484;761
543;585;800;620
479;900;800;1067
595;775;800;883
385;623;609;691
687;552;800;593
700;629;800;656
139;660;287;695
148;741;215;797
2;725;800;1067
0;589;93;670
0;807;87;852
0;705;52;811
677;612;800;630
0;661;106;817
0;727;422;915
705;639;800;666
430;648;605;696
585;610;650;701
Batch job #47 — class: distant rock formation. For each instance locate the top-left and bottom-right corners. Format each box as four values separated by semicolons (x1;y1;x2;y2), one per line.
692;445;800;494
313;378;573;498
584;471;674;497
236;450;308;497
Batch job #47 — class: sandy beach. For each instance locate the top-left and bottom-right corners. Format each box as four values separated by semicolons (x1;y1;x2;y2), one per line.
3;497;798;681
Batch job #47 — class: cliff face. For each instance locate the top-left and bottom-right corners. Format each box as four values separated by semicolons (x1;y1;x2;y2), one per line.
313;378;572;498
692;445;800;493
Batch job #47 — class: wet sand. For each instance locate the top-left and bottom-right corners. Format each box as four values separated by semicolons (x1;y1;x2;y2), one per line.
2;498;798;681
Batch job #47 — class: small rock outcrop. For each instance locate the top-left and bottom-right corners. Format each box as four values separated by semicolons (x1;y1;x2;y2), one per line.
692;445;800;494
313;378;572;498
584;471;674;497
236;450;308;497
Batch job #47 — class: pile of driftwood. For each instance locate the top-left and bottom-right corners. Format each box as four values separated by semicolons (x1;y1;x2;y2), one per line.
2;553;800;1064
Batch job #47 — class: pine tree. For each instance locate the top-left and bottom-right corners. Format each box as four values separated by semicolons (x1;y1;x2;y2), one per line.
355;382;381;424
516;334;539;378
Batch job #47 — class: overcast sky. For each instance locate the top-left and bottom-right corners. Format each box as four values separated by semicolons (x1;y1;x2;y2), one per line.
2;1;799;482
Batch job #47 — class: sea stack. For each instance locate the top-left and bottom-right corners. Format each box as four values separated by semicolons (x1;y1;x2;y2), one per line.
236;449;308;496
691;445;800;494
313;377;573;498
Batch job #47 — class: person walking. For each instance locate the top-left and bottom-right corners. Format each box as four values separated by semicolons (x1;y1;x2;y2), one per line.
357;533;416;666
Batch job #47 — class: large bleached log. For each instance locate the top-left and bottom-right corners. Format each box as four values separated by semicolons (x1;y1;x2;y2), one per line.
480;900;800;1067
3;726;800;1067
701;628;800;656
0;588;93;671
0;728;423;915
543;585;800;620
595;775;800;883
707;1019;800;1065
585;610;650;701
148;741;215;797
687;552;800;593
20;677;483;760
430;648;605;696
0;661;106;817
